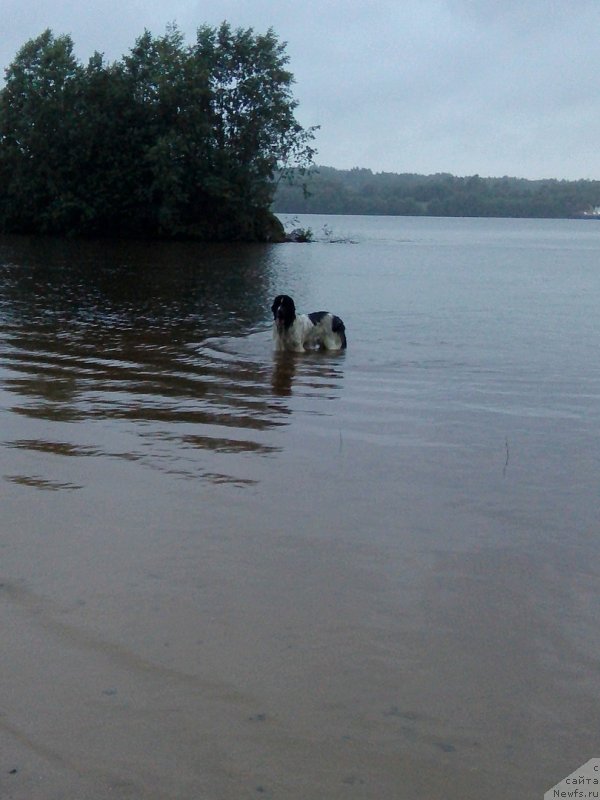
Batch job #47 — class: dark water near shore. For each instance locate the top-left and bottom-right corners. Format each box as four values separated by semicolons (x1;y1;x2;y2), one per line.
1;215;600;799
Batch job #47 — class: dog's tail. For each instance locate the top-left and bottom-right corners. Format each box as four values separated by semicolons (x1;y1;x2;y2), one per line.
332;315;347;349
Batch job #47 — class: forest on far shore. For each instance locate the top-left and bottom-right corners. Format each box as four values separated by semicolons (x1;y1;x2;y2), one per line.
274;166;600;219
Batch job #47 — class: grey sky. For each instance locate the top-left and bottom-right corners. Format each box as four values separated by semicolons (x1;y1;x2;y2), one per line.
1;0;598;179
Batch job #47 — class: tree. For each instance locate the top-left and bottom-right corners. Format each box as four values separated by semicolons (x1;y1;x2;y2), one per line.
0;30;84;232
0;24;317;240
152;22;318;239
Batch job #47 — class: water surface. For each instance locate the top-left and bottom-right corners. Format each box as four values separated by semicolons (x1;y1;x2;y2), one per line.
1;216;600;799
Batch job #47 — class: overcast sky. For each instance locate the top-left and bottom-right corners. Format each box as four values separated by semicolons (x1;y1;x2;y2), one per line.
1;0;598;180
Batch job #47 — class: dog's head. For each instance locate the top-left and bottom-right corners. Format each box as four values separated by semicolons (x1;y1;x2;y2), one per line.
271;294;296;329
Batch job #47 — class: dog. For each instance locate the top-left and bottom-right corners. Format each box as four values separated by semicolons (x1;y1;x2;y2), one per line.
271;294;347;352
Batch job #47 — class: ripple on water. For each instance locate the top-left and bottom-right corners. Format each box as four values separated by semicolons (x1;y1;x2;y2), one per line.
0;328;296;489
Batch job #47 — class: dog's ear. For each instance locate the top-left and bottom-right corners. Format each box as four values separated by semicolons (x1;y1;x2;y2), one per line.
271;296;281;318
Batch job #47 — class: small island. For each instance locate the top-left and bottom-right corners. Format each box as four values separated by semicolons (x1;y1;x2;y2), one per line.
0;25;316;241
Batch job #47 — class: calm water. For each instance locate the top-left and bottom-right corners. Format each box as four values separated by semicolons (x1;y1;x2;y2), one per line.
1;216;600;799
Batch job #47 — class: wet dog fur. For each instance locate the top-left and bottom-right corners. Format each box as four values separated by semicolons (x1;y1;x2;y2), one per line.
271;294;347;352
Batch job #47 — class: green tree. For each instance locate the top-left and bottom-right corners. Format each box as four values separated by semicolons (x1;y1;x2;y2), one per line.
0;24;316;240
0;30;83;232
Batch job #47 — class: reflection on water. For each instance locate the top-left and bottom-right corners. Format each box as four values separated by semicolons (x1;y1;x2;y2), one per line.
0;234;350;489
4;472;84;491
271;350;346;397
0;236;319;487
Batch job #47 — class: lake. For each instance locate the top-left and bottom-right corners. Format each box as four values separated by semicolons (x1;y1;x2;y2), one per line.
1;215;599;799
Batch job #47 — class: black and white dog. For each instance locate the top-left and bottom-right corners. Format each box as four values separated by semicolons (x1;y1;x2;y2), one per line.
271;294;347;352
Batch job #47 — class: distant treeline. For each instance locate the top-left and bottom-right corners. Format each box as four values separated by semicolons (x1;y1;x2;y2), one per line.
274;166;600;219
